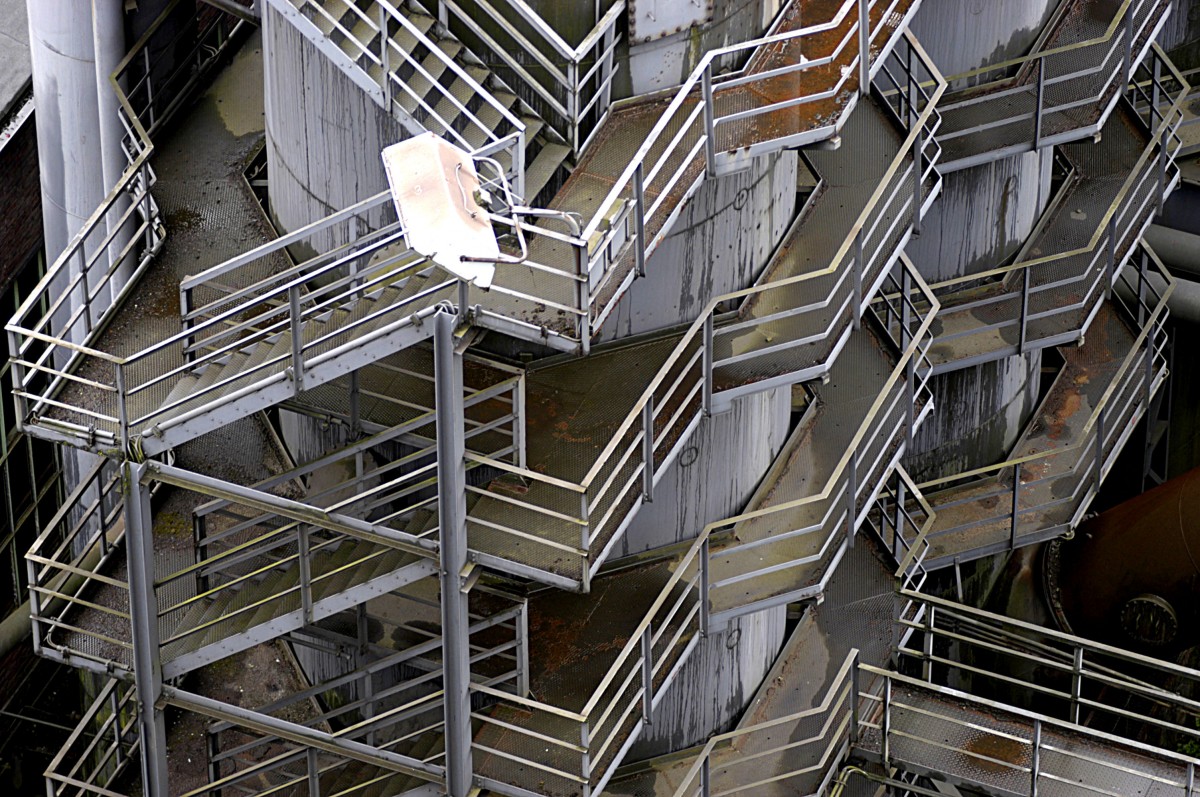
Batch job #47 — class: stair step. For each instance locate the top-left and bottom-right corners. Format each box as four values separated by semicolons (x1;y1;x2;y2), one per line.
429;68;492;135
375;38;461;108
298;0;355;37
524;142;571;205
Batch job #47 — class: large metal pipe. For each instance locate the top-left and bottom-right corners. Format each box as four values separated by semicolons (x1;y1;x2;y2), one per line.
91;0;135;296
27;1;109;262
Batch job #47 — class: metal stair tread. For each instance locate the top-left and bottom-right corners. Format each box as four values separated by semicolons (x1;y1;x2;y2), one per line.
523;141;571;205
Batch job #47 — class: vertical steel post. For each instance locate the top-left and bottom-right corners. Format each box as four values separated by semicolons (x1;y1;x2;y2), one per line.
857;0;870;95
893;476;907;562
434;310;472;797
850;656;861;744
641;624;654;723
1186;762;1195;796
125;461;169;796
901;264;915;446
854;228;864;329
881;676;892;766
633;164;647;278
700;756;711;797
289;285;305;393
297;525;313;624
1070;646;1083;724
1034;58;1045;149
579;721;591;789
846;453;858;549
702;66;717;176
349;370;361;437
379;6;391;107
307;747;320;796
699;536;711;636
702;315;714;415
1095;409;1105;487
1019;266;1030;352
1030;719;1042;797
1010;465;1021;549
517;601;530;697
1106;215;1117;298
922;605;935;682
575;245;591;356
642;398;655;501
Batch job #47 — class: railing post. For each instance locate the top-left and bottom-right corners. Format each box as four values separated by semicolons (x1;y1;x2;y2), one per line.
633;163;647;278
922;605;935;682
567;60;579;139
1122;14;1133;83
1010;464;1021;549
579;721;591;790
857;0;870;95
1030;719;1042;797
1019;265;1030;352
78;248;92;335
641;624;654;723
1095;408;1105;487
26;551;43;657
1070;646;1083;724
854;228;864;329
181;287;195;363
297;524;313;625
699;536;711;636
881;676;892;766
517;601;530;697
206;728;223;797
1034;57;1045;149
143;48;155;129
700;755;711;797
702;65;718;176
850;655;861;745
307;746;320;796
1187;761;1195;796
124;461;169;796
846;453;858;548
288;284;305;394
702;314;714;415
901;264;915;447
1138;248;1149;328
379;5;391;107
893;475;907;562
1106;214;1117;298
115;363;129;457
110;686;125;769
642;397;655;502
575;244;591;356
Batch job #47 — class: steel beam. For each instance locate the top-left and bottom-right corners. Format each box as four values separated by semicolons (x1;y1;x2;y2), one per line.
124;460;169;796
435;310;473;797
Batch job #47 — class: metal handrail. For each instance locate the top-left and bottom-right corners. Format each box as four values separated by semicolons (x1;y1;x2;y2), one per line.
43;678;139;797
435;0;626;152
669;650;861;797
466;257;941;791
858;664;1200;795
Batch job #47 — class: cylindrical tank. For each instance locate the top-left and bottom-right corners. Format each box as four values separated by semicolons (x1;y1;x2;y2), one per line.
262;3;404;253
27;1;108;267
902;0;1057;486
598;149;798;341
1048;468;1200;654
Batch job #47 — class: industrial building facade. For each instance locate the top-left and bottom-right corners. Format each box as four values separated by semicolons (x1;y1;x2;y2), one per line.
5;0;1200;795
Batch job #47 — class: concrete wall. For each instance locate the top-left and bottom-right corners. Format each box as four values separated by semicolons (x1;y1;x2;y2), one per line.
263;5;403;252
598;150;798;341
0;116;42;295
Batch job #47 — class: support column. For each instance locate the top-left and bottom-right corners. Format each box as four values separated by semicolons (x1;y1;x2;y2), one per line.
92;0;136;295
434;310;472;797
124;460;169;795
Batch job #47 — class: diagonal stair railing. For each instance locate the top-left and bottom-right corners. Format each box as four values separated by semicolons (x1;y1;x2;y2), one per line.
198;589;529;797
461;260;938;797
5;0;249;452
428;0;626;154
42;677;140;797
911;243;1174;570
935;0;1171;171
925;43;1186;375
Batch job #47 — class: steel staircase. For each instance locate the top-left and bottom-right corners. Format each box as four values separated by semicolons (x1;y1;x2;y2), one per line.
18;0;1193;795
276;0;572;204
935;0;1171;173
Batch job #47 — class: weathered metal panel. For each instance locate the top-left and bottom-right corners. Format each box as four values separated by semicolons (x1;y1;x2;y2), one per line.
262;5;404;253
619;384;791;557
626;0;783;93
632;604;787;757
906;150;1051;284
903;351;1042;483
599;149;798;342
910;0;1059;86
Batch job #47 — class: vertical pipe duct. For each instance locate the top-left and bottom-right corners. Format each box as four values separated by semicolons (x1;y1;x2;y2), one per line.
92;0;135;297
